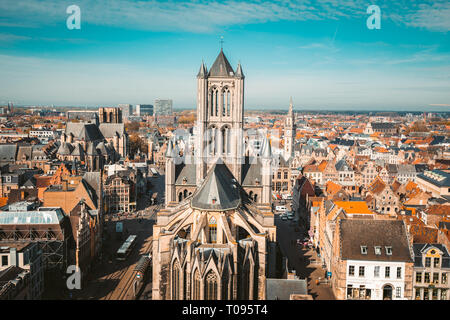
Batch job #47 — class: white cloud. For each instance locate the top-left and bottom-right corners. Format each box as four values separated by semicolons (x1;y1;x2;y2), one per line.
1;0;447;33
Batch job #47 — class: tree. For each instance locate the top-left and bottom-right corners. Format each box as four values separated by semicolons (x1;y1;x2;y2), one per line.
129;134;148;158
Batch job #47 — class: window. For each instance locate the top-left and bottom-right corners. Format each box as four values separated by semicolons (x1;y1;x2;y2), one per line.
415;288;421;300
361;246;368;254
425;257;431;267
349;265;355;276
397;267;402;279
375;246;381;255
193;270;201;300
396;287;401;298
385;266;390;278
359;266;365;277
433;257;440;268
205;271;218;300
432;289;438;300
433;273;439;284
441;289;448;300
424;272;430;283
442;273;447;284
423;288;429;300
385;246;392;255
416;272;422;283
374;266;380;277
1;255;8;266
208;217;217;243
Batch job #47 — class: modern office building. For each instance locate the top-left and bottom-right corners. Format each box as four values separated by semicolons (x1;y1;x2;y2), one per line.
153;99;173;116
135;104;154;116
119;104;133;121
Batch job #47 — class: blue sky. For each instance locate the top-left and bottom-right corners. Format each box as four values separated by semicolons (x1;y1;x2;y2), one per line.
0;0;449;111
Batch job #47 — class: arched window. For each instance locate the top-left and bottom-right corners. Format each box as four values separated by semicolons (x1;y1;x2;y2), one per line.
254;194;258;202
227;90;231;116
183;189;188;199
172;260;180;299
222;87;230;116
222;268;229;300
178;192;183;202
213;89;219;116
205;271;218;300
209;217;217;243
193;269;201;300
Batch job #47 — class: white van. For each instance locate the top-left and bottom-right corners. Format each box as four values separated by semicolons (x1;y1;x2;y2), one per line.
275;206;287;212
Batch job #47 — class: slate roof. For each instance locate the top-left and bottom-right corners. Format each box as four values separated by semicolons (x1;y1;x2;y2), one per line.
99;123;125;138
66;123;104;141
371;122;396;129
191;162;241;211
417;170;450;187
0;144;17;162
265;278;308;300
339;219;413;262
413;243;450;268
208;49;235;78
175;163;197;185
241;158;262;186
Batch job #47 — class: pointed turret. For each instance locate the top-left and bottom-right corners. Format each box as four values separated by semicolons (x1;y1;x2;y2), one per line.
235;62;244;79
262;137;272;159
289;96;294;116
165;140;174;158
197;60;208;78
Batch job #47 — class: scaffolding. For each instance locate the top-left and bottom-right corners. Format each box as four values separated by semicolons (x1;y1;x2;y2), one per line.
0;226;68;272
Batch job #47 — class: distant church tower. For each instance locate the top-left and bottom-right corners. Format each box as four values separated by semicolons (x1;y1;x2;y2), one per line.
196;49;245;185
284;97;296;160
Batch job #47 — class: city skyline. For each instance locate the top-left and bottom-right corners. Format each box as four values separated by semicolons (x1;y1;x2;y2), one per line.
1;0;450;111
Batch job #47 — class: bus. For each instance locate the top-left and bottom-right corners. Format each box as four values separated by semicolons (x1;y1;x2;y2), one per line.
150;168;158;177
116;235;137;261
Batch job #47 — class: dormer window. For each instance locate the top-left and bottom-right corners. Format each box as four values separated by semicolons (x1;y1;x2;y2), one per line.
375;246;381;255
211;197;217;204
385;246;392;255
361;246;368;254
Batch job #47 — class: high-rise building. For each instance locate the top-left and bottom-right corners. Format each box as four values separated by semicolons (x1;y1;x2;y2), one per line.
154;99;173;116
119;104;132;120
136;104;153;116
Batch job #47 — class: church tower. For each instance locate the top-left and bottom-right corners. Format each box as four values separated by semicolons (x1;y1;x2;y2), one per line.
284;97;296;160
196;49;244;185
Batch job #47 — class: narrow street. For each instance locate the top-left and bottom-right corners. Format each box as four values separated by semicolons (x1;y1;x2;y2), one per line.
70;167;165;300
275;208;335;300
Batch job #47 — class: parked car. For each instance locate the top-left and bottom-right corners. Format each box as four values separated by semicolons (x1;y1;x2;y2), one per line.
275;205;287;212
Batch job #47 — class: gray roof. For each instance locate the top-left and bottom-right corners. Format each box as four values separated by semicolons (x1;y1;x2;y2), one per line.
191;162;241;211
0;144;17;162
265;278;308;300
175;163;197;185
66;123;103;141
413;243;450;268
208;49;235;78
99;123;125;138
417;170;450;187
241;158;262;186
371;122;396;129
339;219;413;262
